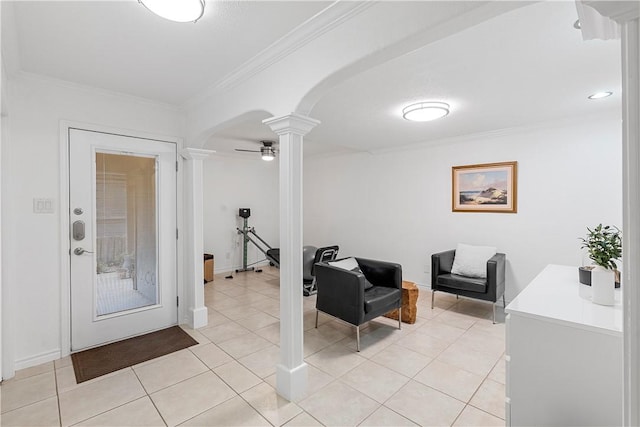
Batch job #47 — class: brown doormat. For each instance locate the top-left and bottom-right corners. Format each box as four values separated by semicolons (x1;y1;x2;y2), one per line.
71;326;198;383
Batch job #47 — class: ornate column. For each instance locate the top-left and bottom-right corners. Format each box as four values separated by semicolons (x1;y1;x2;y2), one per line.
263;113;319;401
180;148;214;329
582;2;640;424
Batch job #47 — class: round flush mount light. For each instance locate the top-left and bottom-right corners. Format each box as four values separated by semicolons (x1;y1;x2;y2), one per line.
139;0;205;23
402;102;450;122
588;91;613;100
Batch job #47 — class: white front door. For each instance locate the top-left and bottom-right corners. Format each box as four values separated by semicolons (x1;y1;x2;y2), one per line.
69;128;177;351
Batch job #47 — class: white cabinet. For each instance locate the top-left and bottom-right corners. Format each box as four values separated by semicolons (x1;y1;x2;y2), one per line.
505;265;623;426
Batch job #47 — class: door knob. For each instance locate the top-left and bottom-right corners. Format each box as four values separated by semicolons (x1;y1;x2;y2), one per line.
74;247;94;255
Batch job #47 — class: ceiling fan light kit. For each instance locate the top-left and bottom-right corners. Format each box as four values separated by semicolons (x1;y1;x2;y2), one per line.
235;140;277;161
402;101;450;122
139;0;205;23
261;147;276;161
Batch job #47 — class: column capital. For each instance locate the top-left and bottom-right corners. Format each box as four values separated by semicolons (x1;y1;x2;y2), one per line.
582;1;639;22
181;148;215;161
263;113;320;136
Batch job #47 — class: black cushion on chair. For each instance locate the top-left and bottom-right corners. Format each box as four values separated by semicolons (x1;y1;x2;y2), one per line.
438;274;487;293
364;286;401;313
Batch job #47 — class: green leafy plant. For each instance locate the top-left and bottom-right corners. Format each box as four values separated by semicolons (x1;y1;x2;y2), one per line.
580;224;622;270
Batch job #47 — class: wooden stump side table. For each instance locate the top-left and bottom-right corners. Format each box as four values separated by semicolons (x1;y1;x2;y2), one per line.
384;280;419;324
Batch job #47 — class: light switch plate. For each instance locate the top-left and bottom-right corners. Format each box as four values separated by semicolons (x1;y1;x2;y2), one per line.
33;198;55;214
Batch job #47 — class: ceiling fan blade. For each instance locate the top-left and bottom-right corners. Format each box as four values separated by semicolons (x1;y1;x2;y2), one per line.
235;149;260;153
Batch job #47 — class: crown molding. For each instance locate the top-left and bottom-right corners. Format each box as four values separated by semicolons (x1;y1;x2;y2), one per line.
582;1;640;22
14;70;183;112
185;1;375;108
364;109;622;156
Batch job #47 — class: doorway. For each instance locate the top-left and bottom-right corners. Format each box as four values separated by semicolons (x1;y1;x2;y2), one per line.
68;128;177;351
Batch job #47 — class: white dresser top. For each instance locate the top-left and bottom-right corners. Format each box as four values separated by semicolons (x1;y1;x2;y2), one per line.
506;264;622;337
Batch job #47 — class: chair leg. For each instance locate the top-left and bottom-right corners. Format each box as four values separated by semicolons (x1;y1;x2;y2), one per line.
493;303;496;324
356;326;360;352
456;294;459;300
398;307;402;330
315;310;319;328
431;290;435;309
503;294;506;308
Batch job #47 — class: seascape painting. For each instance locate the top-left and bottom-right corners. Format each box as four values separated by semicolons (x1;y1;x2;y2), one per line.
452;162;517;213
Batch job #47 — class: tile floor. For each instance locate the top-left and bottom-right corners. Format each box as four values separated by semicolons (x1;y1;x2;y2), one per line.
0;267;506;426
96;273;155;316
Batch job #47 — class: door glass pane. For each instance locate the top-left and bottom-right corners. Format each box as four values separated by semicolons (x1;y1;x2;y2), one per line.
95;153;157;317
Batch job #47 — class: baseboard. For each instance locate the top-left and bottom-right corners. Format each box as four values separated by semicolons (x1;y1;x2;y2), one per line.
15;349;61;371
190;306;208;329
276;362;308;401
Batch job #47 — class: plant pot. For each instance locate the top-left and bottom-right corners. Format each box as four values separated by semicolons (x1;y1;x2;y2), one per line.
578;266;621;288
591;267;615;306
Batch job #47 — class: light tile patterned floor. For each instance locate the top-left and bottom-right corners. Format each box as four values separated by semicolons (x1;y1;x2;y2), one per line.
0;267;506;426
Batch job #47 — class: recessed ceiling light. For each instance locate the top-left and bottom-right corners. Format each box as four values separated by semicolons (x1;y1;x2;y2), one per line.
402;102;450;122
588;91;613;100
139;0;205;23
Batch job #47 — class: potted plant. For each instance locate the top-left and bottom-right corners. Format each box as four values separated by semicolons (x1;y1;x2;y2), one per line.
579;224;622;305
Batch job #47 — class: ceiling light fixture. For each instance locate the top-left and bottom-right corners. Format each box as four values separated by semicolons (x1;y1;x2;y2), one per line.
402;102;450;122
574;19;581;30
261;147;276;161
588;91;613;99
139;0;205;23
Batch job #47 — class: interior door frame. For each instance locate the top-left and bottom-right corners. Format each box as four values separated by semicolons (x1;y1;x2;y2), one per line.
59;121;184;357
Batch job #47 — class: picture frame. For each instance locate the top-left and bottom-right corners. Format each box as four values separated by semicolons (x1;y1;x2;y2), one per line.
452;161;517;213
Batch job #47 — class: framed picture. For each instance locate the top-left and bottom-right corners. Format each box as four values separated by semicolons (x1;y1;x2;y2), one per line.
452;161;517;213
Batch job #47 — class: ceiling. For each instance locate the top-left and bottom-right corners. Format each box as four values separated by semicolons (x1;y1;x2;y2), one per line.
210;1;621;158
3;1;621;158
6;0;331;104
309;1;621;154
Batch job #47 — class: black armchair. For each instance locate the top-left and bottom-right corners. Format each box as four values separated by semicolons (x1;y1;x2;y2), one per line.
314;257;402;351
431;250;506;323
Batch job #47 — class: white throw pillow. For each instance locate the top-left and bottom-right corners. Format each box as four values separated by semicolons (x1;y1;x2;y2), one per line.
328;257;360;271
451;243;497;279
328;257;375;289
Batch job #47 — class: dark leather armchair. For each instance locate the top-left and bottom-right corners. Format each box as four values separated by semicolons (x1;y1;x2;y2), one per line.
314;257;402;351
431;250;506;323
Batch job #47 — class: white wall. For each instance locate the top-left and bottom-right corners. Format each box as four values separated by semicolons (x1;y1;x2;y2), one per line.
203;156;279;274
0;30;7;379
2;74;183;371
304;115;622;301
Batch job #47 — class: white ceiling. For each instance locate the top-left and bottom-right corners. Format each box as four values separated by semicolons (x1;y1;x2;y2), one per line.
8;0;330;105
307;0;621;154
4;1;621;158
202;1;621;158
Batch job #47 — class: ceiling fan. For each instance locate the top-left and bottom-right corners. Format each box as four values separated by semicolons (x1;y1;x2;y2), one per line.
235;140;277;161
